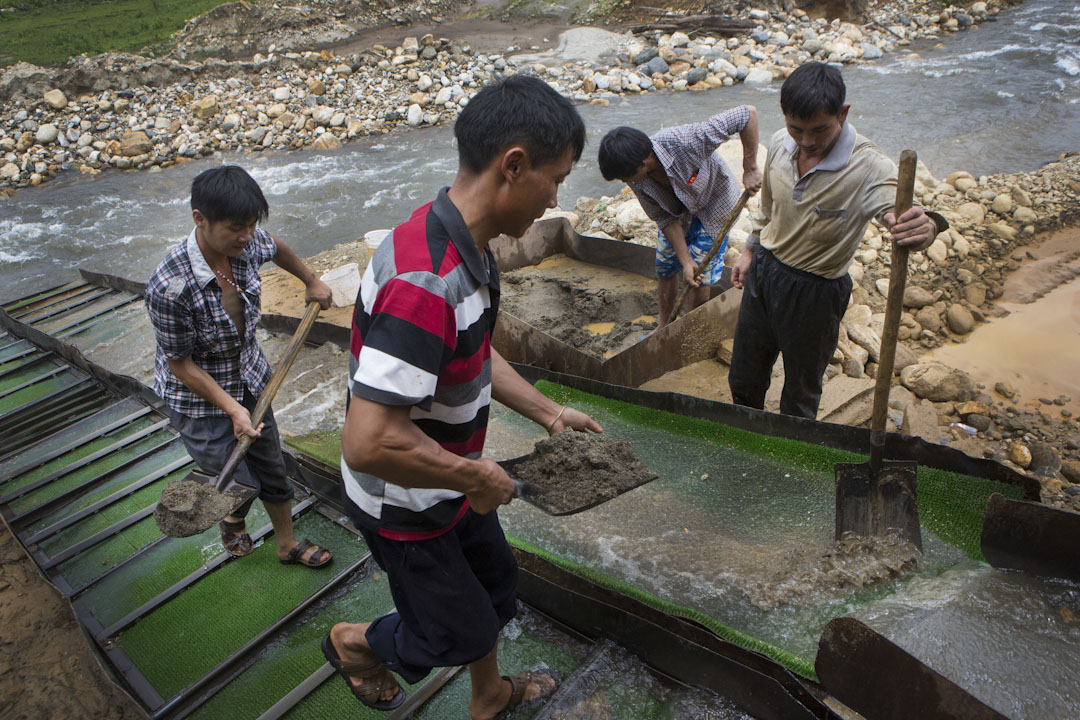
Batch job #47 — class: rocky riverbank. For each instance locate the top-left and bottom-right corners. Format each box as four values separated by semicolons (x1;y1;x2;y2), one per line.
573;151;1080;510
0;0;1010;192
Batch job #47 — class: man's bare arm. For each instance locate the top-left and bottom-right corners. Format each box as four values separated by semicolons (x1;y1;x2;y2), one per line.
491;348;602;435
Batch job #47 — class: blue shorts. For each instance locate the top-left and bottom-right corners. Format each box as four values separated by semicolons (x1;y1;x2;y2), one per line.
656;216;727;285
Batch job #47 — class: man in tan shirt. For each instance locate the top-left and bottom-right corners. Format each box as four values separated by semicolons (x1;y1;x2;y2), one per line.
728;62;947;419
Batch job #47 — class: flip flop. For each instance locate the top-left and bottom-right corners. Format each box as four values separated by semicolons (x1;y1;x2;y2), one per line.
493;668;561;719
321;632;406;710
280;538;332;567
219;518;253;557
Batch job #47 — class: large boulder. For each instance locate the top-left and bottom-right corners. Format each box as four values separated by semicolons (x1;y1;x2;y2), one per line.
191;95;219;119
613;200;652;237
946;304;975;334
903;286;935;308
119;130;153;156
900;362;975;402
43;88;68;109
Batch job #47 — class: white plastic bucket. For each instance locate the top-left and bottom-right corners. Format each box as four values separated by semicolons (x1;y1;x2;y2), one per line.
364;229;391;251
320;263;361;308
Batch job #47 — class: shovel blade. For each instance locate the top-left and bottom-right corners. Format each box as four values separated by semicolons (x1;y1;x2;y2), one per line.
835;460;922;551
154;468;258;538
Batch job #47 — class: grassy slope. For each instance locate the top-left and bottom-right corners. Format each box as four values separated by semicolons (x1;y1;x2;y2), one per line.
0;0;224;67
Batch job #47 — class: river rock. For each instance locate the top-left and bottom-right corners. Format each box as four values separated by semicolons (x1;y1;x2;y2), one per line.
926;239;948;265
843;303;872;328
846;323;883;362
312;106;334;125
1061;460;1080;484
1;162;18;180
686;67;707;85
903;286;935;308
902;398;940;443
744;69;773;87
1027;441;1061;476
946;304;975;334
406;104;423;126
310;132;341;151
119;130;152;156
964;284;987;306
1007;443;1032;469
991;193;1012;214
43;88;68;109
614;200;651;237
894;342;918;372
1011;186;1032;207
645;57;669;76
670;32;691;47
1013;206;1036;224
955;12;973;28
633;47;659;65
957;202;985;224
272;86;290;102
35;123;59;144
901;362;975;402
191;95;218;119
860;44;883;59
970;1;988;16
953;235;971;258
988;222;1017;241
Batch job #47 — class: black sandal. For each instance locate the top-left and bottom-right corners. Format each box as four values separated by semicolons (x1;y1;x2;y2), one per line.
280;538;332;568
219;518;254;557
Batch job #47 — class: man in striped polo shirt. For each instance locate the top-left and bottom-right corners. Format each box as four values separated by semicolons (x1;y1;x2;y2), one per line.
321;76;602;718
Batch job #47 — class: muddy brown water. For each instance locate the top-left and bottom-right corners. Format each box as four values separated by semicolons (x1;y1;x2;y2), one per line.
509;430;659;514
500;255;658;359
928;227;1080;416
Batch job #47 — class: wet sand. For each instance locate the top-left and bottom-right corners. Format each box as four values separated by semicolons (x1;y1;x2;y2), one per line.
928;227;1080;416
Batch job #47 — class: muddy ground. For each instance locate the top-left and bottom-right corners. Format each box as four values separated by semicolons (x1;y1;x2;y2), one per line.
501;255;660;358
0;519;146;720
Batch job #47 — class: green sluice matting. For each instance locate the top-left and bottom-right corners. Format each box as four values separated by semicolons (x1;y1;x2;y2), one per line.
14;435;186;528
0;356;62;390
284;431;342;466
2;415;162;496
56;514;163;591
2;282;85;312
32;294;121;333
38;464;193;558
117;512;366;700
0;397;147;479
531;381;1024;561
0;370;82;414
285;607;588;720
78;504;273;628
189;565;400;720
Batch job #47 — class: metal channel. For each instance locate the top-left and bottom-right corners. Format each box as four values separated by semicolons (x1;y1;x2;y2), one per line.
383;665;464;720
151;552;372;720
75;603;167;711
28;453;190;548
253;664;336;720
4;434;182;527
0;400;151;477
1;418;171;505
981;493;1080;582
531;642;616;720
0;364;68;400
65;530;170;598
14;287;113;324
1;280;85;313
40;504;158;570
0;348;43;375
8;284;99;321
0;388;110;454
0;374;93;423
0;337;27;354
43;296;137;337
96;497;318;641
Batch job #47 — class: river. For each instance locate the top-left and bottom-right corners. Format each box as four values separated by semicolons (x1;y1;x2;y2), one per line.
1;0;1078;303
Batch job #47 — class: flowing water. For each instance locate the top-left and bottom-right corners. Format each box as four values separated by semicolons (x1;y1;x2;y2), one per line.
2;0;1079;303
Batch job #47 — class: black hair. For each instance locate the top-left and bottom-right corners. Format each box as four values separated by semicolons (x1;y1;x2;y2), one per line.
780;62;847;120
190;165;269;225
597;126;653;181
454;74;586;174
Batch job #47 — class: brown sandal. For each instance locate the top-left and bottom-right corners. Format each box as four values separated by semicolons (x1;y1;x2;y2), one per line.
219;518;253;557
493;668;561;719
280;538;332;568
321;632;406;709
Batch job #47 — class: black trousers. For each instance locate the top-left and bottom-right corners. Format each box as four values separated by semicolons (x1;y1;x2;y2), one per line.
360;509;519;684
728;247;852;419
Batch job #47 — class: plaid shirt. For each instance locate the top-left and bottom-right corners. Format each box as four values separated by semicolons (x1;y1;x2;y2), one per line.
628;105;751;241
146;228;278;418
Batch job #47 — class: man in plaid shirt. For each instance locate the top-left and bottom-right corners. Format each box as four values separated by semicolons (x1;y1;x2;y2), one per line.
146;165;335;566
598;105;762;331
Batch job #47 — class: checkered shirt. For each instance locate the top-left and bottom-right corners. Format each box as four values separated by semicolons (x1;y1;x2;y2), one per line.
145;228;278;418
628;105;751;242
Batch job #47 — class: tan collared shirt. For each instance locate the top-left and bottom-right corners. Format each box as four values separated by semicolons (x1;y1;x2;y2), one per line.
749;124;946;279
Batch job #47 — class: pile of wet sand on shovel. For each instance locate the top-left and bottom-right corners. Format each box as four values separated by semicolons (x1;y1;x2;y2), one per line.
154;479;250;537
511;430;658;513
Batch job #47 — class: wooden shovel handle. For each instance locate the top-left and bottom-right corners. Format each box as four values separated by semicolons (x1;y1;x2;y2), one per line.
670;188;755;323
869;150;917;469
216;301;321;491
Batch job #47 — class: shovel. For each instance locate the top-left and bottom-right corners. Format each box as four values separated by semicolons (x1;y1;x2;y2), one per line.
498;453;658;516
669;187;755;323
834;150;923;551
154;301;321;538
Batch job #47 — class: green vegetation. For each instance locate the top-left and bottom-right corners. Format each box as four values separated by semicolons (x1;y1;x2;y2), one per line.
0;0;226;67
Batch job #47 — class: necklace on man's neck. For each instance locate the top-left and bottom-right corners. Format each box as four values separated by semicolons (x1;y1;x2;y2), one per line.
213;264;240;290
